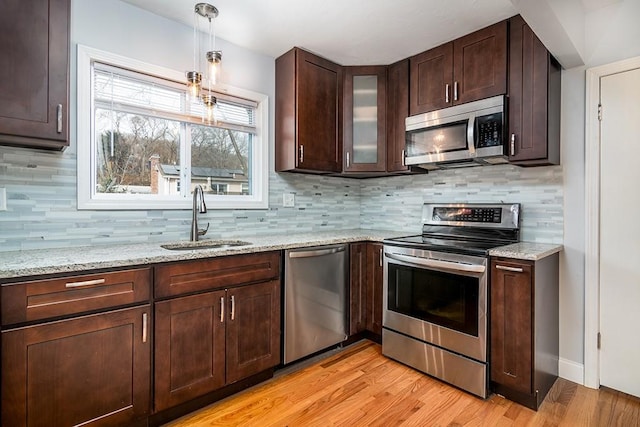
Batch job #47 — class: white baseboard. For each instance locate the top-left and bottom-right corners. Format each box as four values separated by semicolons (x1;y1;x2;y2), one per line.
559;357;585;385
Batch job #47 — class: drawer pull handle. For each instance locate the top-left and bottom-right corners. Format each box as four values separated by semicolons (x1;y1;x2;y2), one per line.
65;278;106;288
142;312;148;343
220;297;225;323
496;265;524;273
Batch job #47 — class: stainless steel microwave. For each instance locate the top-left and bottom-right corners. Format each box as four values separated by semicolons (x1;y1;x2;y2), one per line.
404;95;508;170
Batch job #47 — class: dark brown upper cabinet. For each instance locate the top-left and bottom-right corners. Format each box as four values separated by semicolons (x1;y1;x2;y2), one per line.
343;66;387;174
0;0;70;150
386;59;415;174
276;47;343;173
409;20;507;115
508;15;561;166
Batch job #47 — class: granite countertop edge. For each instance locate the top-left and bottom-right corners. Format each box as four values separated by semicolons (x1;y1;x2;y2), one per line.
0;229;407;280
0;230;563;280
488;242;563;261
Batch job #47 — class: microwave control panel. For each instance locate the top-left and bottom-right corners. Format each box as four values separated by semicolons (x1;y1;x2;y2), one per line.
476;113;502;148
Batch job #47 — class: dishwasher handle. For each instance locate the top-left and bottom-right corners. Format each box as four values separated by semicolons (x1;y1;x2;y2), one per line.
385;252;486;274
288;246;346;259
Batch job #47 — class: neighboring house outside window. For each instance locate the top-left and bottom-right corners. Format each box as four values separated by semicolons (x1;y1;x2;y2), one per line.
76;45;269;210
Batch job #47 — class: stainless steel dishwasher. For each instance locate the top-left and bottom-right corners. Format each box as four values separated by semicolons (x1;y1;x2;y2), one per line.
284;244;348;364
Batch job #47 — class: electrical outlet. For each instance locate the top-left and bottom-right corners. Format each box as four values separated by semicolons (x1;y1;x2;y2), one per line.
0;188;6;211
283;193;295;207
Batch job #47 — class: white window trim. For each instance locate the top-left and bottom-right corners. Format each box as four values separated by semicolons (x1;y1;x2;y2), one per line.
77;44;269;210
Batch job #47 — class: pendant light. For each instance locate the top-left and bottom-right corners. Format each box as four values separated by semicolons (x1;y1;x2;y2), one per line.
186;3;221;123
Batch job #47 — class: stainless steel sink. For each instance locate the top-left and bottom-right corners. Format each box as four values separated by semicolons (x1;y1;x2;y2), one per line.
160;240;252;251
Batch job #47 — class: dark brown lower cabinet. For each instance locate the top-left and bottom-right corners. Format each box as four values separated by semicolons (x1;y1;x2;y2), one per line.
490;255;559;410
1;305;151;426
154;291;226;411
349;242;384;339
365;243;384;336
154;279;281;412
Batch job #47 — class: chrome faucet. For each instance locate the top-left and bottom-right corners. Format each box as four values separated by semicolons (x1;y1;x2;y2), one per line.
190;185;209;241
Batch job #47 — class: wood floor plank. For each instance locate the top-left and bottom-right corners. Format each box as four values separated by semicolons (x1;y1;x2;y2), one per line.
164;341;640;427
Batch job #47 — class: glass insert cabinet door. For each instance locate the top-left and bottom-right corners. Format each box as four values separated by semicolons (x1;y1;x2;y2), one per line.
343;66;387;172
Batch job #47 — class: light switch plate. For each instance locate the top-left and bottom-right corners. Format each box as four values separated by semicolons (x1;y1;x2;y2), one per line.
0;188;6;211
283;193;295;207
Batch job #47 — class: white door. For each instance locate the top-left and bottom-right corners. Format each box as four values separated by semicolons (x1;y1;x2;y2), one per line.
599;66;640;397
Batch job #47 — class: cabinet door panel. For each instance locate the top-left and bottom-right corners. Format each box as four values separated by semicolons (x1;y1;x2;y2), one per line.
154;291;226;411
0;0;69;148
409;43;453;115
490;259;533;394
2;306;150;427
508;15;561;165
226;280;281;384
365;243;384;336
296;50;342;172
349;243;367;335
453;21;507;104
343;66;387;172
386;59;411;173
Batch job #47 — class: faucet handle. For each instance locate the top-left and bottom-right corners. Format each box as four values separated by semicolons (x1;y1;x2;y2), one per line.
198;222;210;237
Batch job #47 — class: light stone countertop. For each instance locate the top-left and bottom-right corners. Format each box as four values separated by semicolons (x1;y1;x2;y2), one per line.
0;229;563;280
0;229;409;280
489;242;563;261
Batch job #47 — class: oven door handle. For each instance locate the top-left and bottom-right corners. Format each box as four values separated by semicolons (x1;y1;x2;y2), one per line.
385;252;486;273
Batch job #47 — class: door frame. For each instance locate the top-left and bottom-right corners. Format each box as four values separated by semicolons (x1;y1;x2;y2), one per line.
584;55;640;389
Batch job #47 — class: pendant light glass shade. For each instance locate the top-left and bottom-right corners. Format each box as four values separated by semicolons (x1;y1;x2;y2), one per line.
186;71;202;99
206;50;222;85
201;93;217;124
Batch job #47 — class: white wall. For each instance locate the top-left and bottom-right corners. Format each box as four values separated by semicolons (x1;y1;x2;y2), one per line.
557;0;640;380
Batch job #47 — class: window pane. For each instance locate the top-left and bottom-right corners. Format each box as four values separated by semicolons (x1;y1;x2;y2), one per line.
190;125;251;196
95;108;181;195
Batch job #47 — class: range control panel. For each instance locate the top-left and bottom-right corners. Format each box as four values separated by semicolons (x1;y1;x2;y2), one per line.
432;207;502;223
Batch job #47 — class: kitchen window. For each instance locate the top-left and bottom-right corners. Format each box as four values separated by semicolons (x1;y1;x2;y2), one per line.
77;45;269;210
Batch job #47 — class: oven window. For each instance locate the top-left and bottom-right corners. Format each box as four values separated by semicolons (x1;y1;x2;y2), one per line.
387;263;479;336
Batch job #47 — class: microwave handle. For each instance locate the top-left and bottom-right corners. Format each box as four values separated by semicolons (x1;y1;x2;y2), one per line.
467;113;476;155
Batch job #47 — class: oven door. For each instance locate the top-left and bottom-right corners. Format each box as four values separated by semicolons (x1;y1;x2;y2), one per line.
382;245;487;362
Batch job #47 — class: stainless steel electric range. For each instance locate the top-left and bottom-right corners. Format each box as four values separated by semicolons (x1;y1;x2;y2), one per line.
382;203;520;398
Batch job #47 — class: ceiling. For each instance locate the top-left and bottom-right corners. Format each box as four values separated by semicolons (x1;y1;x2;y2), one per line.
120;0;519;65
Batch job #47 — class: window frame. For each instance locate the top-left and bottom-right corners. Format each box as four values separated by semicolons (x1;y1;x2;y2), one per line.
77;45;269;210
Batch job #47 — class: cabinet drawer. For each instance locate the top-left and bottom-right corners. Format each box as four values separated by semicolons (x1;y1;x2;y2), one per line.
155;251;281;298
1;268;151;325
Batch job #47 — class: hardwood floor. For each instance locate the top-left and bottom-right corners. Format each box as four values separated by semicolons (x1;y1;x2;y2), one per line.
165;340;640;426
